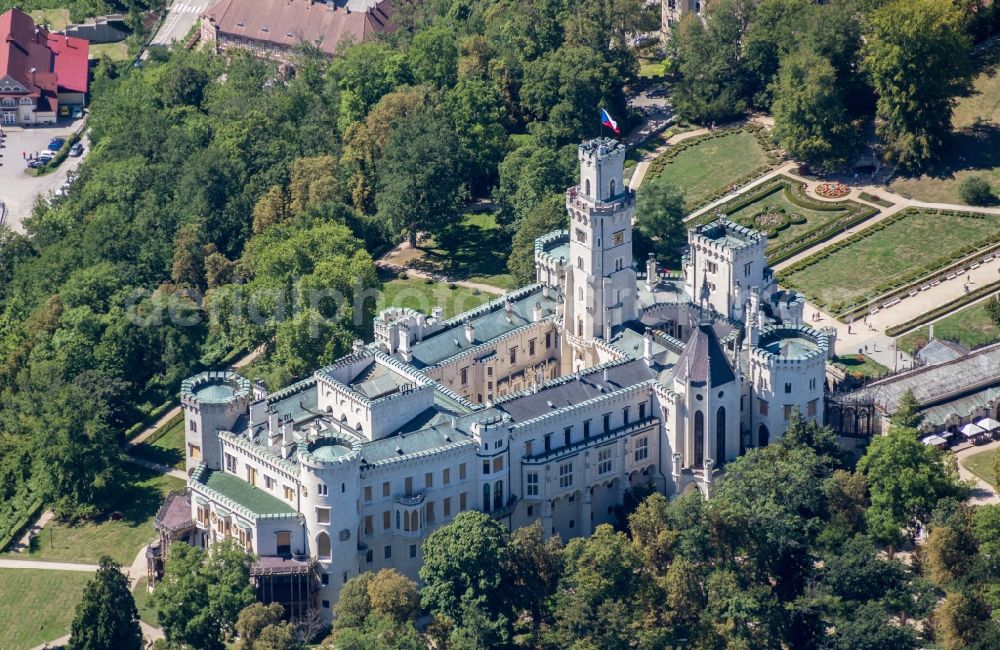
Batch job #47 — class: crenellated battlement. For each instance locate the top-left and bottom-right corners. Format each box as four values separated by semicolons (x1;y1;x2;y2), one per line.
181;371;251;407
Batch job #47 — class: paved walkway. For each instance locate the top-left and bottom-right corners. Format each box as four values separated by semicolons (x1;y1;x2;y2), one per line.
0;558;99;572
9;509;53;554
29;621;164;650
127;456;188;481
955;439;1000;505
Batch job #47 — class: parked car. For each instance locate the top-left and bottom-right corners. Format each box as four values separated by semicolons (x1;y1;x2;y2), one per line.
69;142;83;157
71;106;83;119
37;151;54;161
47;137;65;151
59;105;70;117
646;87;667;99
27;159;43;169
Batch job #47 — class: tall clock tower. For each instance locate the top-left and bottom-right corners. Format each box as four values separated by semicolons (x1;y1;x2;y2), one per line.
563;138;637;369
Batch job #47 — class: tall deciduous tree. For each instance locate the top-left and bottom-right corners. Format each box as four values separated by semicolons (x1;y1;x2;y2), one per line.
857;429;965;552
771;48;855;171
507;194;567;284
862;0;972;171
69;556;143;650
376;111;464;248
635;181;686;263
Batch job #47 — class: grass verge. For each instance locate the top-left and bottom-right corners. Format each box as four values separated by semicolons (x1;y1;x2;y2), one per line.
963;447;999;491
0;568;92;649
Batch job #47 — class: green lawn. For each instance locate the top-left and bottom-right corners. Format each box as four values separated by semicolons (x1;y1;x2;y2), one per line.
391;211;514;291
132;576;160;627
131;412;185;470
3;466;185;566
725;182;854;251
377;276;500;319
832;355;890;379
779;210;1000;311
642;130;770;211
30;8;71;31
963;448;999;491
90;41;131;61
897;301;1000;354
638;57;664;78
0;569;93;649
889;48;1000;204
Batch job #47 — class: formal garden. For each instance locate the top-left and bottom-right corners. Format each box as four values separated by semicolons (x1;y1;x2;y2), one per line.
0;569;93;649
688;176;879;264
897;300;1000;354
640;126;781;211
889;41;1000;204
778;208;1000;317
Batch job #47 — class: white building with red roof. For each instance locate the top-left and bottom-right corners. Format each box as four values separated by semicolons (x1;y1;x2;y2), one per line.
0;8;89;126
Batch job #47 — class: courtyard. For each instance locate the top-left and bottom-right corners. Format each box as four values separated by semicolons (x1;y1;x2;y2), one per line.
0;119;88;232
778;208;1000;314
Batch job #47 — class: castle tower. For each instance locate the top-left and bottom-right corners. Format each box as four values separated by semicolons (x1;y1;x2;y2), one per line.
179;371;251;473
564;138;637;367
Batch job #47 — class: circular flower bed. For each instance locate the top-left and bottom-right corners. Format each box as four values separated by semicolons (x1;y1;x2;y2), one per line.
755;212;786;229
816;182;850;199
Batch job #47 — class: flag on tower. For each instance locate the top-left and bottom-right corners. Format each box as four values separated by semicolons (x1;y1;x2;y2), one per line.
600;108;620;134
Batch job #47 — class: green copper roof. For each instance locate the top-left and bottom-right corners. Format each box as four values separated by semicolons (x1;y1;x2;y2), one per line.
202;469;296;516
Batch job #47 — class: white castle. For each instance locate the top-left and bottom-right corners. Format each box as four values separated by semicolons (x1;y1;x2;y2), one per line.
151;138;835;619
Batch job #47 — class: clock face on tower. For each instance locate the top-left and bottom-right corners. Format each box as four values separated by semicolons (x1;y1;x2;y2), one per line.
612;230;625;246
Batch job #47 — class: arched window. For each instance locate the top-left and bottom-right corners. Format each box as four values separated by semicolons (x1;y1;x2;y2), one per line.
316;532;331;559
577;256;584;269
578;287;583;301
585;179;591;196
577;318;583;336
483;483;491;513
610;179;616;196
716;406;726;462
759;424;770;447
494;480;504;510
694;410;704;467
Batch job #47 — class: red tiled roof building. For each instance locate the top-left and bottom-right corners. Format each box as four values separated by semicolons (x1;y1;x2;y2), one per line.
0;8;89;126
200;0;398;63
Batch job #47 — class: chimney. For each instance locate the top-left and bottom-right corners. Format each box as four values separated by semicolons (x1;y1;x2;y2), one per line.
533;301;543;323
643;328;654;366
432;306;443;321
253;379;268;401
280;417;295;458
352;339;365;355
464;320;475;344
646;252;658;290
398;323;412;362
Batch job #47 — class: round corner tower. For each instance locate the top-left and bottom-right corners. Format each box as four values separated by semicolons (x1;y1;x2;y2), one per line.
179;371;251;473
297;435;362;606
747;326;828;446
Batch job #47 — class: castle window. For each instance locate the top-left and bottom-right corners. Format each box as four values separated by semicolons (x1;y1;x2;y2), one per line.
460;463;467;480
758;400;769;416
460;492;467;510
264;475;274;490
584;420;591;438
317;508;330;525
509;347;517;364
784;383;792;394
410;544;417;558
694;411;705;467
366;549;373;563
317;483;328;496
585;179;591;195
276;532;291;556
444;497;452;517
483;483;491;512
577;319;583;336
808;399;818;417
634;436;649;462
544;433;552;452
364;486;372;502
483;460;490;475
784;404;793;421
383;481;391;497
546;332;552;348
405;477;413;494
493;457;504;472
189;444;201;460
577;256;584;270
425;472;433;488
603;413;611;433
576;228;587;243
598;448;613;475
384;545;392;559
529;339;536;356
610;179;616;196
639;403;646;420
494;481;504;510
744;262;752;277
706;261;718;274
284;485;294;501
564;427;572;446
316;532;331;559
623;407;630;425
526;472;539;496
524;440;533;457
364;515;373;535
443;468;451;485
189;419;197;432
461;367;468;385
246;467;257;486
558;462;573;488
383;511;390;529
716;406;726;462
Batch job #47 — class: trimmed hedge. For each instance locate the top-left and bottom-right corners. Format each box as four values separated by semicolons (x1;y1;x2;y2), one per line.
779;208;1000;319
858;191;895;208
140;411;183;446
687;175;879;266
885;279;1000;337
0;498;43;553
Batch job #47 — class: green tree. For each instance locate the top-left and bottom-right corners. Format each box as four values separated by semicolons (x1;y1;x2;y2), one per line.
254;622;300;650
507;520;563;637
376;111;464;247
236;602;284;650
833;601;917;650
858;429;965;552
740;0;811;107
890;389;923;430
330;42;410;130
69;556;142;650
494;141;576;230
252;186;289;235
933;589;1000;650
420;511;514;639
288;156;339;216
635;181;686;264
670;0;752;123
863;0;972;170
408;24;459;87
507;194;567;284
171;224;206;290
366;569;420;623
447;77;509;194
771;48;855;171
958;176;996;206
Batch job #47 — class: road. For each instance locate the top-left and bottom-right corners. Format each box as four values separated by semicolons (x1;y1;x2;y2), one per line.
151;0;210;47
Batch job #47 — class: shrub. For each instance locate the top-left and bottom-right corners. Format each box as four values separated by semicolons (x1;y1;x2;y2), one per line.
397;272;409;280
448;283;457;290
471;288;481;295
424;277;435;284
958;176;995;206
